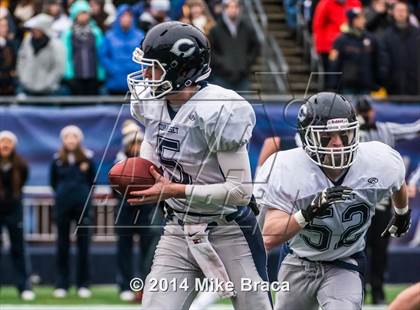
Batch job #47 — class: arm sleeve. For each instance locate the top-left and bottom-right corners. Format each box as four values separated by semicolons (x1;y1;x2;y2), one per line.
185;145;253;206
385;120;420;142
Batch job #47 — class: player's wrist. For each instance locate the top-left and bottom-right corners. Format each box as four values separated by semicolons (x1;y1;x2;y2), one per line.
167;183;186;199
394;205;409;215
294;210;308;228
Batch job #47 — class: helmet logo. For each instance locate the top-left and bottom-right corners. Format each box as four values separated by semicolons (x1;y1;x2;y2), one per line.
170;38;196;58
298;105;307;122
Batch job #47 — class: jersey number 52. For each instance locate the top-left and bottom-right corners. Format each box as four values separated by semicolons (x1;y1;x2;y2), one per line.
301;203;370;251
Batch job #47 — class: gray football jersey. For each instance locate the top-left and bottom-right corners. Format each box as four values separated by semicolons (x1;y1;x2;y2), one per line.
254;141;405;261
131;84;255;221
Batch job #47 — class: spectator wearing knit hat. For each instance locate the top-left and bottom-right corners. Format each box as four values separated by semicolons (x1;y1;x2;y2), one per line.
114;120;163;302
328;8;381;93
0;131;35;301
62;0;105;95
50;125;96;299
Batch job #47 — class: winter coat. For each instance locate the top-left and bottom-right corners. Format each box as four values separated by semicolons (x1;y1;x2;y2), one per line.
0;39;17;95
208;16;260;84
313;0;361;53
17;14;65;93
329;29;380;93
50;152;95;210
62;0;105;81
380;24;420;95
99;5;144;93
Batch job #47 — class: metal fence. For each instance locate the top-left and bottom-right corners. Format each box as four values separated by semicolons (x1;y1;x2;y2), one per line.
22;186;119;243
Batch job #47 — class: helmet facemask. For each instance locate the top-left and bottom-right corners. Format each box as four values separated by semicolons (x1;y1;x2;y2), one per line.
127;48;173;100
303;118;360;169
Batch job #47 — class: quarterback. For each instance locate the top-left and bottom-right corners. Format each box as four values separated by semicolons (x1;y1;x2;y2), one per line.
256;92;411;310
126;22;272;309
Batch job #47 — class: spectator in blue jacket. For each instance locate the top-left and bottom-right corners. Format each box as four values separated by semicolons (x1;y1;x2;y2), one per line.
50;125;95;299
99;4;144;95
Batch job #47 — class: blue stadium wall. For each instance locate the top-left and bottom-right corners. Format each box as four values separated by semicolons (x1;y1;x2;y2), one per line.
1;101;419;185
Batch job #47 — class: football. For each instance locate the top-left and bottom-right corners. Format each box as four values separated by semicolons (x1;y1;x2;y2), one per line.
108;157;158;197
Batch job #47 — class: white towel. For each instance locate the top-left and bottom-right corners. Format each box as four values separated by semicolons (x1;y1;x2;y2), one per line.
184;223;237;299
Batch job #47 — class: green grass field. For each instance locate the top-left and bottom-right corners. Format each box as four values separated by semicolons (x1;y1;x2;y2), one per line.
0;284;410;305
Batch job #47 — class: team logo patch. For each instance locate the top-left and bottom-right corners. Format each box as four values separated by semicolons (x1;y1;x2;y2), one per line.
297;105;307;122
189;112;196;121
170;38;196;58
368;177;378;184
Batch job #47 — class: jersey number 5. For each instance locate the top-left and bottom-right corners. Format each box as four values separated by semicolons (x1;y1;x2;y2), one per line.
157;136;192;184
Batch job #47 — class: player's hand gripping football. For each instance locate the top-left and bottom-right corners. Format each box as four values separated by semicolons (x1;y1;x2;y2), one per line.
381;209;411;238
127;166;174;205
301;186;353;222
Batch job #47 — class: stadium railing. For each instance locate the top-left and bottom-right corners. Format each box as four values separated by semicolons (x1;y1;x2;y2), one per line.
21;186;118;243
243;0;288;94
296;0;324;91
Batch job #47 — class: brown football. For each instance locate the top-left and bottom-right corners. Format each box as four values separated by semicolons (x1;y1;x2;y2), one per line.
108;157;158;198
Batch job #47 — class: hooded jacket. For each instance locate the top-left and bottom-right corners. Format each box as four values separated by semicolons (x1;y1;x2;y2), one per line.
62;0;105;81
17;14;65;93
313;0;361;53
99;5;144;92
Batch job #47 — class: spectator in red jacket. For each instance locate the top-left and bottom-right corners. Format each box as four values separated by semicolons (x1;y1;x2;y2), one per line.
313;0;361;74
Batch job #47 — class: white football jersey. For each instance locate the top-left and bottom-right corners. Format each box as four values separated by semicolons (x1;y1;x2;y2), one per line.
254;141;405;261
131;83;255;220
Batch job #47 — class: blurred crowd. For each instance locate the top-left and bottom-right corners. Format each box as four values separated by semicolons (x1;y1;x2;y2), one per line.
285;0;420;95
0;0;259;96
0;0;419;97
